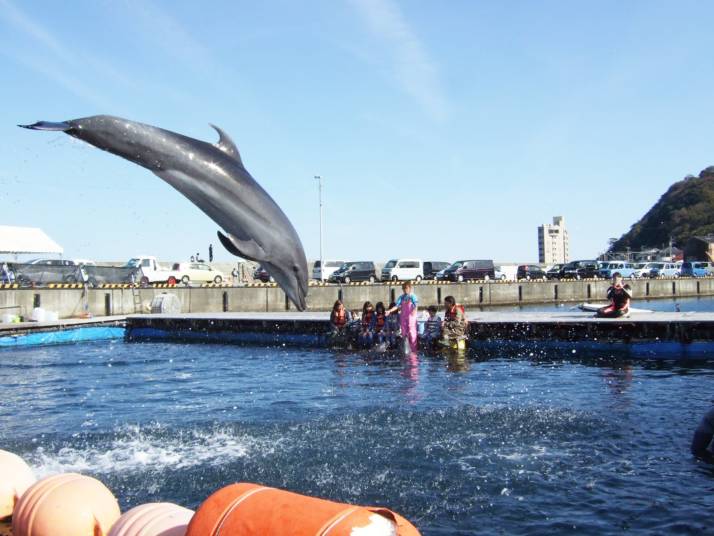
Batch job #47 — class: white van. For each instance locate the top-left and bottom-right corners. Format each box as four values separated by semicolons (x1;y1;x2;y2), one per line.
312;260;345;280
381;259;424;282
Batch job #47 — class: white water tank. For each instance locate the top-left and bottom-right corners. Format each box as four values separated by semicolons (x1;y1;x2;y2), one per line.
150;293;182;314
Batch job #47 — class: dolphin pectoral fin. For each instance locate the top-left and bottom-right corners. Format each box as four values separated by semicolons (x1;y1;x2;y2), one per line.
209;124;243;166
217;230;266;262
18;121;71;131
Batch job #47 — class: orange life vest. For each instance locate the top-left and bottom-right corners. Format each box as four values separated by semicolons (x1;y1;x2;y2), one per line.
445;304;465;322
362;311;373;329
333;309;346;328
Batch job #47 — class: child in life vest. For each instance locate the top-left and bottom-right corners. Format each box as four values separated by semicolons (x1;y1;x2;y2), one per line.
596;272;632;318
329;300;352;336
441;295;467;345
421;305;442;348
358;301;375;347
372;302;388;345
387;282;419;352
385;301;401;348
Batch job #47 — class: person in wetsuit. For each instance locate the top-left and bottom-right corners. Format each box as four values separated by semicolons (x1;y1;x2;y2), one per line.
596;272;632;318
691;406;714;463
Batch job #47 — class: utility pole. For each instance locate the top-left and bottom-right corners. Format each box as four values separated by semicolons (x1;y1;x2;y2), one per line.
314;175;324;281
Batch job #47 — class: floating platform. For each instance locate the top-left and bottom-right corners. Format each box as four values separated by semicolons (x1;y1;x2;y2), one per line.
124;311;714;359
2;311;714;357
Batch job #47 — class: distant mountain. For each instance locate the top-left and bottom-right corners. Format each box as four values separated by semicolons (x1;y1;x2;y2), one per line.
610;166;714;252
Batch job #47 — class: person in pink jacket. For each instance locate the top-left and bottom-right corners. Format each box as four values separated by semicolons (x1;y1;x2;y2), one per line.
387;282;419;352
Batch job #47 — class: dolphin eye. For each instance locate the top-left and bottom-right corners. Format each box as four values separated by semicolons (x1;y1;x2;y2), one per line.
292;265;299;273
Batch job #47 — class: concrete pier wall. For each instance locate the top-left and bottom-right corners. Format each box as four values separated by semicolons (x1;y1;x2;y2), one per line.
2;277;714;319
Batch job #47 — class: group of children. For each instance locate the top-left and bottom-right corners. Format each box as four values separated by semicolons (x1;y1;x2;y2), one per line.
328;282;468;351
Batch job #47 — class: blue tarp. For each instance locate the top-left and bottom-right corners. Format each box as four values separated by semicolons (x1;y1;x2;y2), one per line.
0;327;125;348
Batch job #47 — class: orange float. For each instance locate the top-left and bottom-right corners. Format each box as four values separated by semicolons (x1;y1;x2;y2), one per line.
0;450;36;520
12;473;120;536
108;502;194;536
186;483;421;535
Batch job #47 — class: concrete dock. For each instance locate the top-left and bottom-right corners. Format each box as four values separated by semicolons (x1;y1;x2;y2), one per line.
1;276;714;320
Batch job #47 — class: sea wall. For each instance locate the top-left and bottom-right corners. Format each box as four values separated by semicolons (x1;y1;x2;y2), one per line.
1;278;713;319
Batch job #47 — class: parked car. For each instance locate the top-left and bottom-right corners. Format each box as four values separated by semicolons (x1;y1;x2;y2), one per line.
439;259;495;282
254;265;273;283
495;265;517;281
329;261;378;284
559;260;599;279
517;265;546;280
423;261;450;280
171;262;225;284
631;262;655;278
598;261;637;279
26;258;76;266
546;264;564;280
312;260;345;281
382;259;423;282
124;256;175;285
650;262;680;278
681;261;713;277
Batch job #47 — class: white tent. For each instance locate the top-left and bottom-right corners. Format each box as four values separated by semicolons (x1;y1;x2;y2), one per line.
0;226;63;255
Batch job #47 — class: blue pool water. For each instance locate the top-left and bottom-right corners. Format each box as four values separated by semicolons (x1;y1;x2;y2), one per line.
1;340;713;535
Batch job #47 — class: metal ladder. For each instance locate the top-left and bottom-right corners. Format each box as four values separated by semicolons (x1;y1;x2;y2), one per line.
131;287;143;313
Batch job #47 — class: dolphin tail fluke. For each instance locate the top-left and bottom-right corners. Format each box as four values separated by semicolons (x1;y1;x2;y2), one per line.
18;121;71;131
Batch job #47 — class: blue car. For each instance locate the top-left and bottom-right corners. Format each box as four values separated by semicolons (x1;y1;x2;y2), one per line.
680;261;713;277
598;261;637;279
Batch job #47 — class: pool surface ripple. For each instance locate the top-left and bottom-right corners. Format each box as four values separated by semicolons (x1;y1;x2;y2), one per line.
1;341;713;535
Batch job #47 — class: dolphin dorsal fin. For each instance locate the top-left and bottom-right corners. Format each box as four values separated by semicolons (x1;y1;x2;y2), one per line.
210;124;244;166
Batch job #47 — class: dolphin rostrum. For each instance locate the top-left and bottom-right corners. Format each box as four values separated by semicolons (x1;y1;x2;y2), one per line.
19;115;308;310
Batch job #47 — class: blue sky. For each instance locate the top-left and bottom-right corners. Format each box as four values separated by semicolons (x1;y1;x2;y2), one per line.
1;0;713;264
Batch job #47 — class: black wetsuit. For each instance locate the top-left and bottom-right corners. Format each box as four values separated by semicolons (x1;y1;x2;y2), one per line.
691;407;714;463
596;284;632;318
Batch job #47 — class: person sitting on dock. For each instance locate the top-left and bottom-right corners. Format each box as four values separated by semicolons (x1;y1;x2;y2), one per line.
358;301;375;347
691;406;714;463
330;300;352;333
421;305;442;349
372;302;388;345
330;300;352;346
385;301;401;348
596;272;632;318
440;296;467;346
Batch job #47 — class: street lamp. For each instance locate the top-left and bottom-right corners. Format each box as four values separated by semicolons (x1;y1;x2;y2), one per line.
314;175;324;281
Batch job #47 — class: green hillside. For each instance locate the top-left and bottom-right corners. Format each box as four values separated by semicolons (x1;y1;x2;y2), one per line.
610;166;714;252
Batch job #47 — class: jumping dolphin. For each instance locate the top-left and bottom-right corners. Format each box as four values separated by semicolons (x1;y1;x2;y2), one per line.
19;115;308;310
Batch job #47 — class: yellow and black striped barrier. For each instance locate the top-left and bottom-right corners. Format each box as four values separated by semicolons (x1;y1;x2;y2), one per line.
0;283;19;289
100;283;134;288
200;283;233;288
47;283;84;289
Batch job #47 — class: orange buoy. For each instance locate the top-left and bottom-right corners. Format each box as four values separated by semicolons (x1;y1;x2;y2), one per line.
0;450;36;520
12;473;120;536
108;502;194;536
186;483;421;535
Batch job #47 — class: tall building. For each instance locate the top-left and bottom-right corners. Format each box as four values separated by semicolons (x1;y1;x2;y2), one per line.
538;216;569;264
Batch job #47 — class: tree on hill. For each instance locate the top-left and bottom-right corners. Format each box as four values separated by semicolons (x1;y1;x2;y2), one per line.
610;166;714;252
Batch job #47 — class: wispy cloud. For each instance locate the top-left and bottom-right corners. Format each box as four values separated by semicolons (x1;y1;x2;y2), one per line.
0;0;122;109
349;0;449;121
118;0;224;78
